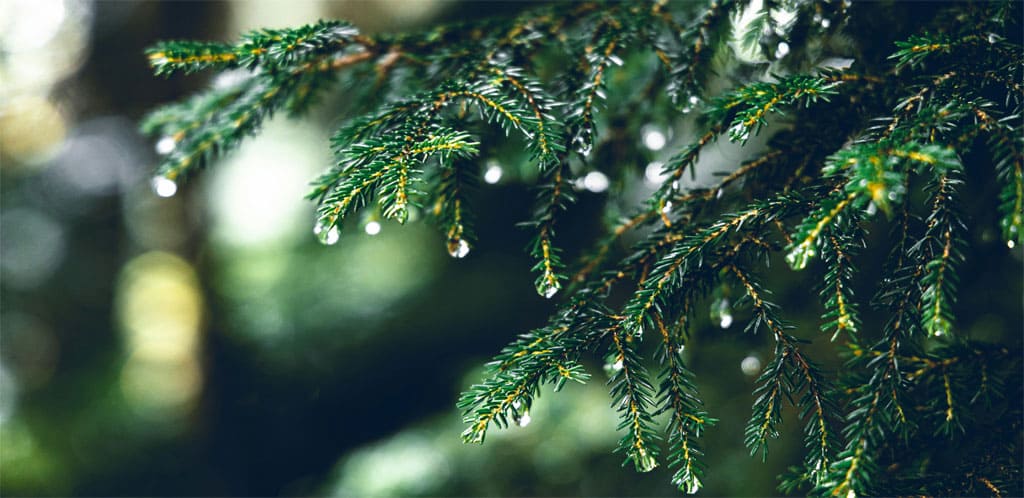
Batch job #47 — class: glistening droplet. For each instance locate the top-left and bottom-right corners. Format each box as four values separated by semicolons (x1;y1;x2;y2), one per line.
448;238;470;258
151;176;177;198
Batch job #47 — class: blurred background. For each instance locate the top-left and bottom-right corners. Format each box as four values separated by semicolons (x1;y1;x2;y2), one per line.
1;1;1020;496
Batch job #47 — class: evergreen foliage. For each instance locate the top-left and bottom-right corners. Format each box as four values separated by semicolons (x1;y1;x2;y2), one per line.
143;1;1022;495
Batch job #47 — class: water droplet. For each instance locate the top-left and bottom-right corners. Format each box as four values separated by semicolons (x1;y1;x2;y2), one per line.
155;136;176;155
315;221;340;245
689;95;701;106
774;41;790;59
988;33;1001;44
582;171;609;193
364;221;381;236
865;202;878;216
539;281;560;299
448;238;470;258
716;188;724;200
517;411;532;427
740;355;762;376
820;18;831;28
644;161;667;186
512;400;521;410
483;162;503;184
633;449;658;472
150;176;177;198
392;205;409;224
642;125;668;151
710;297;732;329
671;180;680;192
613;359;624;371
785;244;814;270
729;123;750;142
578;143;592;157
608;54;624;66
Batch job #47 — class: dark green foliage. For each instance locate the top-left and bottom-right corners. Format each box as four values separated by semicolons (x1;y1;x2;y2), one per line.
143;1;1022;495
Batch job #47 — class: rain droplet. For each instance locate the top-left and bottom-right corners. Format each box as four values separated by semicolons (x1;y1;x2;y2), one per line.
711;297;732;329
662;201;673;214
364;221;381;236
988;33;1001;44
634;449;658;472
540;281;560;299
642;125;668;151
671;180;681;192
866;202;878;216
1008;239;1016;249
774;41;790;59
517;411;532;427
483;162;503;184
583;171;610;193
740;355;762;376
512;400;521;410
729;123;750;142
315;222;340;246
689;95;701;106
151;176;177;198
448;238;470;258
644;161;667;186
613;359;624;371
820;18;831;28
393;205;409;224
155;136;176;155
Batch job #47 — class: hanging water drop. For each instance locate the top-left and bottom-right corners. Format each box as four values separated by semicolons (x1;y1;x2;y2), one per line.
634;449;658;472
517;411;532;427
483;162;503;184
155;136;176;155
740;355;762;376
151;176;178;198
710;297;733;329
364;221;382;236
671;180;681;192
393;205;409;224
582;171;609;193
1008;239;1016;249
642;125;668;151
662;201;673;214
774;41;790;59
644;161;667;186
448;238;470;258
315;222;340;246
539;280;560;299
